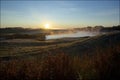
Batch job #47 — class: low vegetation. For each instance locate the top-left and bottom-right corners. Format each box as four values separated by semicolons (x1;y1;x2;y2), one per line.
0;44;120;80
0;32;120;80
0;33;46;41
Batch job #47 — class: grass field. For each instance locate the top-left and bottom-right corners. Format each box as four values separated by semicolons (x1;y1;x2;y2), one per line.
0;32;120;80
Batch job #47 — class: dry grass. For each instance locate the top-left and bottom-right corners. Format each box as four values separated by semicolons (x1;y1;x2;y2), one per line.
0;44;120;80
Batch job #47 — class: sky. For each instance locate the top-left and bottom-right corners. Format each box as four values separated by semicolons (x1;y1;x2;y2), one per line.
1;0;120;28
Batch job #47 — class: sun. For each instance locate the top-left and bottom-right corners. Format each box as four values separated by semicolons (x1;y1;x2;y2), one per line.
44;24;50;29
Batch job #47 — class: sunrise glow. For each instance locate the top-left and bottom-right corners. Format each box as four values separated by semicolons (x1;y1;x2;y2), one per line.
44;24;50;29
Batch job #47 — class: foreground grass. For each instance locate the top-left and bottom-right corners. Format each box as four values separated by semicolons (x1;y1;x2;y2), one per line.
0;44;120;80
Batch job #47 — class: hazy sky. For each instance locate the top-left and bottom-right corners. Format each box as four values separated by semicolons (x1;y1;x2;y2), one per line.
1;0;120;28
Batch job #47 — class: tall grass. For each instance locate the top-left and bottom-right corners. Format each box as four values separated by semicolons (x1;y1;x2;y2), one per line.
0;45;120;80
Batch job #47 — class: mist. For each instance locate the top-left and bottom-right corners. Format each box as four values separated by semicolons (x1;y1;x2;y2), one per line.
46;31;101;40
